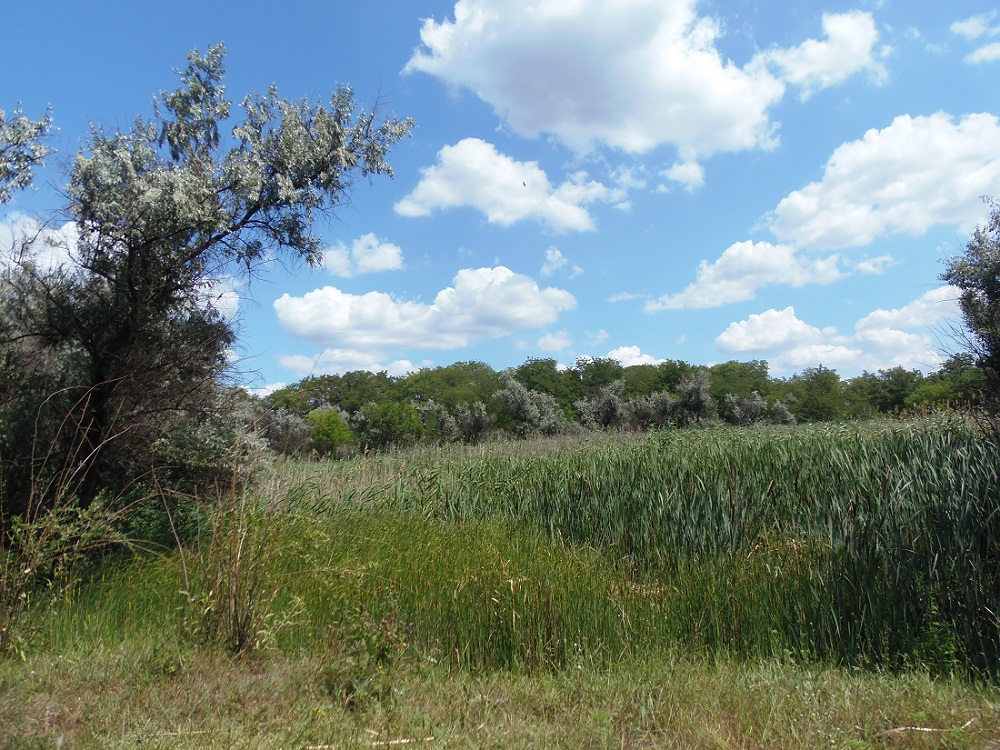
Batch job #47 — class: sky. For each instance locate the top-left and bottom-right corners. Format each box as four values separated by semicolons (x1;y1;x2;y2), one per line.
3;0;999;394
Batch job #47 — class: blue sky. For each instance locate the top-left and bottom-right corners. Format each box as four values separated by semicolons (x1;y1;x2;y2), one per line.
3;0;999;393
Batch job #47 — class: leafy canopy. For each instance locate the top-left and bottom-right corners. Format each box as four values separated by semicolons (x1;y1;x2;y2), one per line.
0;44;413;510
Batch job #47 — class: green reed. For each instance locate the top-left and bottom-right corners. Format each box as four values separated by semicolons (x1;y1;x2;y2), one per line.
372;418;1000;675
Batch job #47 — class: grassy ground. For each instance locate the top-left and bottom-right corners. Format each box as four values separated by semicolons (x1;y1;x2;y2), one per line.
3;645;998;748
4;421;1000;748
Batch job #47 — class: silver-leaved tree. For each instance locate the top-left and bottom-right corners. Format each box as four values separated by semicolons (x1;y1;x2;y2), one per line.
0;44;412;514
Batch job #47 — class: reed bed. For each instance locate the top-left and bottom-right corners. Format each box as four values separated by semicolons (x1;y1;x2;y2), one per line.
300;416;1000;675
38;417;1000;678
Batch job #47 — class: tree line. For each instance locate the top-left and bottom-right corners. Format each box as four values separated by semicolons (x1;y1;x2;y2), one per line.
259;354;985;455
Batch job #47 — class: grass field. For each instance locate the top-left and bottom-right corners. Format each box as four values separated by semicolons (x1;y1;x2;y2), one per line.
3;417;1000;748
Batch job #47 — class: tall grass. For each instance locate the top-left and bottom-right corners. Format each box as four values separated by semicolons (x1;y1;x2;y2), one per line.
34;417;1000;678
351;417;1000;675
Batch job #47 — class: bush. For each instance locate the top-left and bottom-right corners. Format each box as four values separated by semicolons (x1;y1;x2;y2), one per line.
307;406;356;456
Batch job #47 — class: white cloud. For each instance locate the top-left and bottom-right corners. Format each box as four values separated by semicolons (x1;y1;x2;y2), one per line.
404;0;786;161
541;246;583;277
716;307;833;353
589;329;610;345
855;255;895;275
274;266;576;350
754;11;887;99
605;345;664;366
770;112;1000;249
0;214;78;272
951;13;1000;63
645;241;844;310
608;292;643;303
246;382;287;398
951;12;998;40
279;349;421;378
966;43;1000;63
395;138;622;232
323;233;404;277
537;330;572;352
662;159;705;191
855;286;960;331
716;287;961;375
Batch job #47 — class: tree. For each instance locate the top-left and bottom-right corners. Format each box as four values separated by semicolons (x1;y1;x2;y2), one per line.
351;401;423;451
575;380;632;431
513;357;578;414
400;361;500;410
0;106;52;204
943;198;1000;395
782;366;845;422
493;372;570;438
0;44;412;511
709;360;770;403
674;371;717;427
307;406;356;456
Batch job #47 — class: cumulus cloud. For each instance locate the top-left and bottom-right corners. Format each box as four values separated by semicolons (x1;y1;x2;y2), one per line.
716;287;961;374
645;241;844;310
662;159;705;191
395;138;623;231
404;0;785;161
769;112;1000;249
753;11;888;99
716;307;834;353
605;345;664;366
405;1;890;180
0;214;78;272
279;349;421;378
274;266;576;350
323;233;404;277
855;286;960;331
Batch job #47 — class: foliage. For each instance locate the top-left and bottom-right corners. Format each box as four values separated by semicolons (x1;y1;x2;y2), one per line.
574;379;632;431
719;390;796;426
630;390;678;429
674;370;717;426
400;360;501;410
781;365;846;422
306;406;356;456
0;105;52;204
0;44;412;512
258;407;312;456
351;401;423;451
453;401;492;443
943;198;1000;376
513;357;578;414
942;197;1000;438
493;372;572;437
709;359;770;403
844;367;925;414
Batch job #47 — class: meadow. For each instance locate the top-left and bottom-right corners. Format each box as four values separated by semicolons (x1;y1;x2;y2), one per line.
3;416;1000;748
